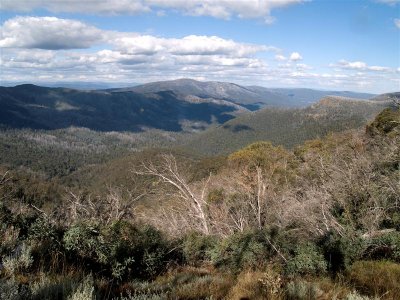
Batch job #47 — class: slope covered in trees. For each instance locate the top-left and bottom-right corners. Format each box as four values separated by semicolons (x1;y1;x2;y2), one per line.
1;106;399;299
0;85;242;132
186;96;391;155
0;91;388;178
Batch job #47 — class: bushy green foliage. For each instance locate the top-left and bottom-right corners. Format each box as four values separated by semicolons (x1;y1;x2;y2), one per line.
285;243;327;276
182;232;219;265
28;218;61;257
364;231;400;262
63;223;107;263
320;231;366;272
63;221;170;280
210;229;272;272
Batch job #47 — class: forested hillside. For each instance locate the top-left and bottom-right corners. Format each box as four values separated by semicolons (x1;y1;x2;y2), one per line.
1;106;399;299
0;81;398;299
0;84;385;178
0;85;242;132
186;96;390;155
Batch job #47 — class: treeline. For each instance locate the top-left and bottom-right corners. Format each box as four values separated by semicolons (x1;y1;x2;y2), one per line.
0;107;399;299
0;127;183;177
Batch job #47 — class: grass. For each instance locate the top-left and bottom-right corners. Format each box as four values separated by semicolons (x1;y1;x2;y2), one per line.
348;261;400;299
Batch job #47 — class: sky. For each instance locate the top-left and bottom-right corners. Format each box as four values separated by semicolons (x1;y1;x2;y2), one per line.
0;0;399;93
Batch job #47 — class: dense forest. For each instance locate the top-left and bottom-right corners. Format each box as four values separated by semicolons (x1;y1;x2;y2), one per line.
1;105;399;299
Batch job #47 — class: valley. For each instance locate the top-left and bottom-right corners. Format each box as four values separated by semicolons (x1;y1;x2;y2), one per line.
0;79;399;300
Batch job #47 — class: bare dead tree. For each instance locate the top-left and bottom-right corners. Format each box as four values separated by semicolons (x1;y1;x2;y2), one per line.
61;187;143;225
135;154;211;235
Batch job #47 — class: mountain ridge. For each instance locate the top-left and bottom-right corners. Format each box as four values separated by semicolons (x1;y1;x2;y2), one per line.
112;78;376;109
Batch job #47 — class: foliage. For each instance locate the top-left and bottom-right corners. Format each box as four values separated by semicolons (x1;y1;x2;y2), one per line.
182;231;219;265
63;221;170;280
285;243;327;276
320;231;366;272
364;231;400;262
210;229;272;272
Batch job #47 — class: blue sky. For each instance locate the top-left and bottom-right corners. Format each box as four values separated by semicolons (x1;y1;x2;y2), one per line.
0;0;399;93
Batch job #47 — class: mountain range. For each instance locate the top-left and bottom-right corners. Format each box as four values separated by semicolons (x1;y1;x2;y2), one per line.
112;78;375;109
0;79;396;178
0;79;378;133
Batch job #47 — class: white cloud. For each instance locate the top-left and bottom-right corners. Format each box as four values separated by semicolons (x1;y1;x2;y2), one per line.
112;34;267;57
335;60;392;72
0;16;103;49
147;0;304;23
395;19;400;29
1;16;398;93
275;54;287;61
0;16;272;84
0;0;151;15
0;16;270;58
0;0;305;23
2;46;398;93
289;52;302;61
340;60;367;69
296;63;312;70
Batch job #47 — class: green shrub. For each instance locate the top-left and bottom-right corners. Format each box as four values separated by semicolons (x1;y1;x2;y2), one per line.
63;222;169;280
135;224;170;278
320;231;366;272
28;218;63;267
285;243;327;276
348;260;400;299
28;218;60;247
182;231;219;265
210;230;272;272
364;231;400;262
63;223;107;263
